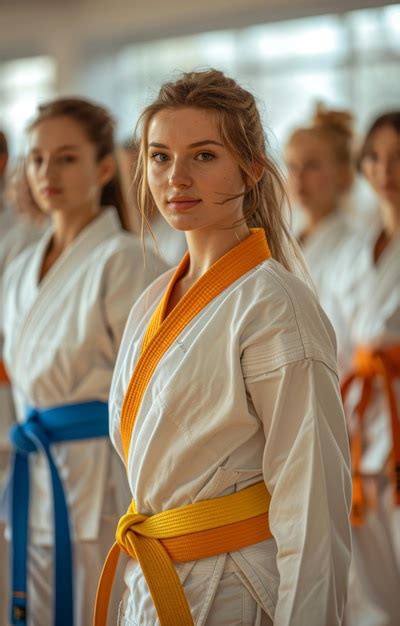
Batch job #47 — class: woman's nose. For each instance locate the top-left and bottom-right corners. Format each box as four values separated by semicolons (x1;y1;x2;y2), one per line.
168;161;192;188
40;158;55;178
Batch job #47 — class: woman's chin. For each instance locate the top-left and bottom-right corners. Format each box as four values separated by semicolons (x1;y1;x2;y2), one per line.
161;212;201;232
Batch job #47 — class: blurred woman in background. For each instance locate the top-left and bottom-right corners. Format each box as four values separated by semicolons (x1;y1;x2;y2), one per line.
332;112;400;626
1;98;165;626
0;132;45;626
285;104;357;320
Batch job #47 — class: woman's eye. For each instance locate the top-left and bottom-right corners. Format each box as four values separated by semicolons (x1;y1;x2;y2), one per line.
150;152;168;163
196;152;214;161
60;155;77;163
306;160;320;170
30;156;43;167
365;152;378;163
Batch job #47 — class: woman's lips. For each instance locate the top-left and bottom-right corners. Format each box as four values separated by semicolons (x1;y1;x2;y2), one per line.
41;187;62;197
167;199;200;211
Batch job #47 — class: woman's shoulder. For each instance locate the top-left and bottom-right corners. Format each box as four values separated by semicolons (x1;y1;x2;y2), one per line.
123;266;175;326
3;230;47;286
92;228;169;276
239;258;338;374
94;228;142;258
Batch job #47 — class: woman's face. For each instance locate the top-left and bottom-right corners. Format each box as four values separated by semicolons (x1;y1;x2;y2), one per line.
361;125;400;209
146;107;246;232
26;115;112;217
286;134;348;215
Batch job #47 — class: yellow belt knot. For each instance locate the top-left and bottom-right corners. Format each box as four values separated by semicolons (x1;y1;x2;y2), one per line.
93;483;272;626
116;511;147;552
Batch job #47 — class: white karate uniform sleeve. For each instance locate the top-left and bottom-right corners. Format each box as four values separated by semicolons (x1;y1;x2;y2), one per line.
102;243;165;349
246;358;352;626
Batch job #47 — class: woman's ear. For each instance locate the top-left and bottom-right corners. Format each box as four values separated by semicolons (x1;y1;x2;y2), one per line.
97;153;116;187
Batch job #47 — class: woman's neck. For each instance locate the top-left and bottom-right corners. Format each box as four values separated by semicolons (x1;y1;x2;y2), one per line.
380;199;400;238
39;206;101;282
163;221;251;318
184;222;251;285
301;204;338;239
50;207;101;255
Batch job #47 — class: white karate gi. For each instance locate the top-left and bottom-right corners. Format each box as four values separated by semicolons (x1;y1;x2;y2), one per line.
327;224;400;626
1;207;167;626
0;206;44;626
110;251;352;626
299;210;361;325
0;207;44;451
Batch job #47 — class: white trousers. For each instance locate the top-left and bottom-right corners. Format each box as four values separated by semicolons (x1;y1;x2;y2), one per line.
25;513;125;626
0;450;11;626
0;520;9;626
344;478;400;626
117;568;273;626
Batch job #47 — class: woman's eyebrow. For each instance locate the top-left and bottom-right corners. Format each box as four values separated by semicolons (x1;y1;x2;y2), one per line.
148;140;223;149
29;145;80;153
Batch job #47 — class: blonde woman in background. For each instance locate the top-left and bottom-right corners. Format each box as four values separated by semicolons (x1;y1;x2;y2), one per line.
285;104;360;322
94;69;351;626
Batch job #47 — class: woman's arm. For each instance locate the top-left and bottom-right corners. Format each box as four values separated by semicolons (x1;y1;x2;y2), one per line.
247;358;352;626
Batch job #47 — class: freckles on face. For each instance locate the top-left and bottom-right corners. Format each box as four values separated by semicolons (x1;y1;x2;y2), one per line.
146;107;246;231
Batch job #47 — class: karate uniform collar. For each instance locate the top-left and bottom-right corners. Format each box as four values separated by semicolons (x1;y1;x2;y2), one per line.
121;227;271;460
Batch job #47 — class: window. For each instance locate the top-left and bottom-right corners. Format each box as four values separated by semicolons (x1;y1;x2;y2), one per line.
113;4;400;215
0;56;56;157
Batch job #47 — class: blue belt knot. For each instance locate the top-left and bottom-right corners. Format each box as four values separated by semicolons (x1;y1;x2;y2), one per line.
9;410;47;455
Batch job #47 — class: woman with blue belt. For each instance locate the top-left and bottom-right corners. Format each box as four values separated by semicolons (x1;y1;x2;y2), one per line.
1;97;165;626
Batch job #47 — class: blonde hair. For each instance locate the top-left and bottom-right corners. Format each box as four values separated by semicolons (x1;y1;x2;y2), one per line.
134;68;305;275
287;103;354;176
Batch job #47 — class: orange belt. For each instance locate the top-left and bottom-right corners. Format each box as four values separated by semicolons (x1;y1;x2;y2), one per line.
0;361;10;384
341;345;400;526
93;482;272;626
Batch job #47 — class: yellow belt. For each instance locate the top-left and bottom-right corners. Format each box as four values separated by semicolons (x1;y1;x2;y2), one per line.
93;481;271;626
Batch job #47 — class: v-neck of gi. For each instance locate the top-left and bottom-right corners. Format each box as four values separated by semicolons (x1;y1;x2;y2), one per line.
141;228;271;351
120;228;271;460
370;229;400;271
34;208;119;290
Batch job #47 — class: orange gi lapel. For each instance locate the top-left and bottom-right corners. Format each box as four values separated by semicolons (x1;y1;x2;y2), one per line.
120;228;271;460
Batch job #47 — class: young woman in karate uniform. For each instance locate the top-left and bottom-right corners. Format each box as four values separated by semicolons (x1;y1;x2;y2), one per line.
94;70;352;626
331;112;400;626
1;98;166;626
285;105;358;320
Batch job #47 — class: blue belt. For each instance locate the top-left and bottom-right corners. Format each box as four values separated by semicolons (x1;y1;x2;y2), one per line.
9;400;109;626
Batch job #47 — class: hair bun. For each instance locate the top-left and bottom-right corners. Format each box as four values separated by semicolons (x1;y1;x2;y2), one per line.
312;102;353;139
